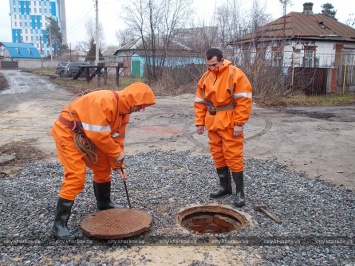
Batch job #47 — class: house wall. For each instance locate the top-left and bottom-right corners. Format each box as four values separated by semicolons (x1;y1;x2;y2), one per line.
1;48;11;59
238;40;353;69
282;41;336;68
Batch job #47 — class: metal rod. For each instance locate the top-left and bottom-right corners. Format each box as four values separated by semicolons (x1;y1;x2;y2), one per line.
123;179;131;209
261;207;282;224
120;161;131;209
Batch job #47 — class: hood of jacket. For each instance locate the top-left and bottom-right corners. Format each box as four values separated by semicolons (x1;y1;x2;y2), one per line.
118;82;156;113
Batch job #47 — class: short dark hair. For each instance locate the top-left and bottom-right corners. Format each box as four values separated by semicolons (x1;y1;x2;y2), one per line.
206;48;223;61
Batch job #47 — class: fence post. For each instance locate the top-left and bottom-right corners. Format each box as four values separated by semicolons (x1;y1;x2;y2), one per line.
342;55;347;94
291;51;295;92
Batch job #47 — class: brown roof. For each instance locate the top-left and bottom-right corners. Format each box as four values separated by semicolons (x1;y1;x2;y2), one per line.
114;37;194;55
236;12;355;44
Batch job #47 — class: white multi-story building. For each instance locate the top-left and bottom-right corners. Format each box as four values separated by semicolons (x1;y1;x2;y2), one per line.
9;0;67;57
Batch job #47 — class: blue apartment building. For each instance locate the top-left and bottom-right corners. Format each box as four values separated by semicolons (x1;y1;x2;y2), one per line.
9;0;66;57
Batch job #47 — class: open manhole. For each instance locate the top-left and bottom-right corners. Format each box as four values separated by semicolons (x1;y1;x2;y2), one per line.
178;205;247;234
81;208;152;239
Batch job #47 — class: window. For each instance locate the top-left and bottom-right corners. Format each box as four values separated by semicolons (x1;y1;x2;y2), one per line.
303;46;317;67
271;47;283;67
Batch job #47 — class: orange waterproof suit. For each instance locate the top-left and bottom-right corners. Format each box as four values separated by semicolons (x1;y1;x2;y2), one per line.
50;82;156;200
194;60;252;172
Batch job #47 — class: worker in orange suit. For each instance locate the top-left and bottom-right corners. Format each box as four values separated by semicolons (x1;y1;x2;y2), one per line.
194;48;252;207
50;82;156;240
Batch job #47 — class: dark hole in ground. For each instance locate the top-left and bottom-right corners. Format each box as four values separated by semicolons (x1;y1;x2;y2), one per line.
178;206;247;234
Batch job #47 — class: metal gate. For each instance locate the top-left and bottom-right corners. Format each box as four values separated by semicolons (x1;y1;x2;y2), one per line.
1;61;18;69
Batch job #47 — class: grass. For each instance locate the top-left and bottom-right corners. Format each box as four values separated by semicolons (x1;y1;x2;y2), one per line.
255;93;355;107
281;94;355;106
24;68;355;107
30;68;146;94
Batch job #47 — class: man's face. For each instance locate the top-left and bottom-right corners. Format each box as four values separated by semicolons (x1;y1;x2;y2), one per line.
130;105;145;113
206;56;223;71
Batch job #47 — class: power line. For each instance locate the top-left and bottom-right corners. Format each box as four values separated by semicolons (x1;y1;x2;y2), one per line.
65;4;95;35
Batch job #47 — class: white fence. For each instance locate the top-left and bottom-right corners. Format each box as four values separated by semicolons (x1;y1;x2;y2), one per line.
0;59;60;69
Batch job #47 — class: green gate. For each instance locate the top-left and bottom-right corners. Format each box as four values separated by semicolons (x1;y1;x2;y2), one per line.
132;60;141;77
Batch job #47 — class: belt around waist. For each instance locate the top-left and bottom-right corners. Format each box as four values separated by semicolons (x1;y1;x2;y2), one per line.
58;114;82;131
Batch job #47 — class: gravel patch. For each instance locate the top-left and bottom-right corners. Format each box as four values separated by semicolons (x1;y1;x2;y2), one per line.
0;150;354;265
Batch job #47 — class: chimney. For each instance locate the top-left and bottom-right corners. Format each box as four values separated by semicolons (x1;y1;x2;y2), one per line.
303;2;314;15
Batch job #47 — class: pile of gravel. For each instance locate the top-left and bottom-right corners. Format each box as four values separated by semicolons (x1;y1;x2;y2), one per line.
1;150;354;265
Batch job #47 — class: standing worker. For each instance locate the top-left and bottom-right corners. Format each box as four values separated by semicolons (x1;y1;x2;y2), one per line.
50;82;156;240
194;48;252;207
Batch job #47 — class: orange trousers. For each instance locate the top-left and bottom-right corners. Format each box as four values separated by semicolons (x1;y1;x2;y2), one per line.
207;128;244;172
54;138;113;201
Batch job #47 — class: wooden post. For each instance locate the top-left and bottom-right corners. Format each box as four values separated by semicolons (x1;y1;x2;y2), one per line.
104;67;107;85
116;66;119;87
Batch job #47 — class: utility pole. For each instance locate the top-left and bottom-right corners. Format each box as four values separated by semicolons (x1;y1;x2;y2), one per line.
49;30;53;61
95;0;99;66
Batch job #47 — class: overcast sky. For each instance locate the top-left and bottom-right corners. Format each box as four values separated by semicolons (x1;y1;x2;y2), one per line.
0;0;353;47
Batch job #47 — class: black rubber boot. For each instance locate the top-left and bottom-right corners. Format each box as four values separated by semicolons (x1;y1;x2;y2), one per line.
93;181;116;210
210;166;232;198
232;172;245;207
51;198;75;240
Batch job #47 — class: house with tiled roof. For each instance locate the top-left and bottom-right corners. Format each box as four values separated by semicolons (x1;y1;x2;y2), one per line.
114;38;202;77
231;2;355;94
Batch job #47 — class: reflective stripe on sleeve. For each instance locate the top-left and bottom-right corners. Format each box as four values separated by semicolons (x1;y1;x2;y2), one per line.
195;96;205;103
112;132;125;138
234;92;252;99
81;122;111;132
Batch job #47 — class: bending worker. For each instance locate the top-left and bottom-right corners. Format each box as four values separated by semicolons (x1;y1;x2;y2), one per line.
194;48;252;207
50;82;156;240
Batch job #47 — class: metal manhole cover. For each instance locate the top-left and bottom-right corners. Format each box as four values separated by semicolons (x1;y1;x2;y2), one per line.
81;208;152;239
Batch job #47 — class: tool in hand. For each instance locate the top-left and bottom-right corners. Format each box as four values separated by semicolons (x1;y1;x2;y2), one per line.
253;205;282;224
119;158;131;209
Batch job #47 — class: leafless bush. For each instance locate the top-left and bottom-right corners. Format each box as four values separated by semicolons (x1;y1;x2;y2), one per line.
153;64;205;96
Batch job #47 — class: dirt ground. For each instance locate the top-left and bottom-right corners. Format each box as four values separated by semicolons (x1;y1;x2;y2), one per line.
1;69;354;189
0;69;354;264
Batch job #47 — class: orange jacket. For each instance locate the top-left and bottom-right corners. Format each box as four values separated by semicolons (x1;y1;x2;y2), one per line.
194;59;252;131
51;82;156;169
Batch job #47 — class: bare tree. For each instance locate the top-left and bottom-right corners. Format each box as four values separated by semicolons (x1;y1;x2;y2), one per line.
344;13;355;28
213;0;271;60
215;0;242;47
122;0;193;81
75;18;106;51
115;28;137;47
